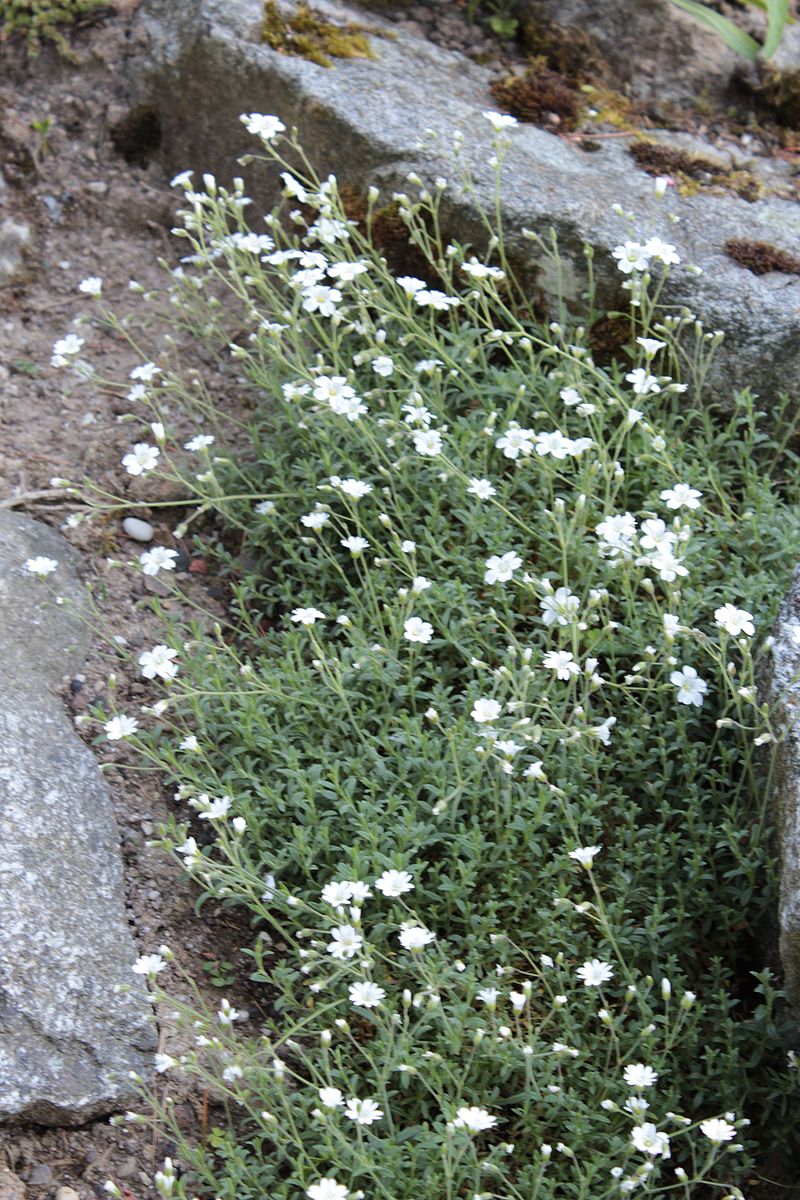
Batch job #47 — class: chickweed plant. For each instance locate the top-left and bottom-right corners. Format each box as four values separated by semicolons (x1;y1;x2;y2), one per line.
52;112;800;1198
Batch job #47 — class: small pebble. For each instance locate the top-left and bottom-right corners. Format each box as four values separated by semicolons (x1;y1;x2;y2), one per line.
87;180;109;195
56;1188;80;1200
122;516;154;543
0;1167;26;1200
28;1166;53;1188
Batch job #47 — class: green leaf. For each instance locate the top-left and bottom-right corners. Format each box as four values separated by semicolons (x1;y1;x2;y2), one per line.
762;0;789;58
669;0;762;59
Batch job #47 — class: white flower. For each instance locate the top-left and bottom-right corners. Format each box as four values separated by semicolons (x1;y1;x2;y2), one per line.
540;587;579;627
396;275;427;295
398;924;436;951
184;434;215;451
612;241;650;274
670;665;707;707
484;551;522;584
301;510;331;529
699;1117;737;1143
179;735;199;751
576;959;614;987
326;925;363;960
467;477;496;499
477;986;500;1007
132;953;165;976
140;547;179;576
333;395;369;420
302;284;342;316
644;236;680;265
404;616;433;644
412;575;432;593
138;645;179;681
372;355;394;377
307;1179;349;1200
660;483;702;510
414;289;460;311
291;607;326;625
24;556;58;577
341;535;369;555
623;1063;658;1088
453;1105;498;1132
663;613;680;639
321;881;354;908
104;714;139;741
332;477;372;500
413;429;443;456
568;845;600;868
636;337;666;357
154;1053;176;1073
129;362;160;382
630;1123;671;1158
375;869;414;896
344;1096;384;1125
714;604;754;638
543;650;580;680
78;276;102;297
495;423;535;459
349;981;386;1008
241;113;285;140
625;368;660;396
471;697;502;724
482;110;518;131
196;794;233;821
51;333;84;366
596;513;636;559
318;1087;345;1109
122;443;160;476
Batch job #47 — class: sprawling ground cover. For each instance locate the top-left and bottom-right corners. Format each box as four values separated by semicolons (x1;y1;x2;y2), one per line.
58;114;800;1198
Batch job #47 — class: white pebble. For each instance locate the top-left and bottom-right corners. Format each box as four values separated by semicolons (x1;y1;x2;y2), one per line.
122;517;154;543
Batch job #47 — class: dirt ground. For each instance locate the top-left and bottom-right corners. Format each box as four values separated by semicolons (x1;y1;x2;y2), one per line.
1;2;798;1198
0;7;271;1197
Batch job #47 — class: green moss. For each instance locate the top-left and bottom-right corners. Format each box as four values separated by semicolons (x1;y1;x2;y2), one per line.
628;137;765;202
752;64;800;130
262;0;382;68
0;0;105;59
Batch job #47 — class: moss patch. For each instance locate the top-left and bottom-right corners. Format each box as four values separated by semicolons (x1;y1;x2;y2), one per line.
723;238;800;275
628;138;764;202
262;0;381;68
489;64;584;132
0;0;106;58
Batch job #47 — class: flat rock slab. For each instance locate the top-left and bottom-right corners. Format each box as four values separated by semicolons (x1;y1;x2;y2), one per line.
0;511;155;1126
130;0;800;407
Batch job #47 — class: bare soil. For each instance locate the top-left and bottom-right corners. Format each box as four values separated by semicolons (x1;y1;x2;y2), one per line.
0;7;269;1197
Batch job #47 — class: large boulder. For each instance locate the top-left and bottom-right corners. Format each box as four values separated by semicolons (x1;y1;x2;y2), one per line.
766;566;800;1008
128;0;800;408
0;511;155;1125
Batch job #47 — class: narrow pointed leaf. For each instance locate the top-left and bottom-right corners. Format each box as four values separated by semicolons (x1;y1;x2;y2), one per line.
762;0;789;58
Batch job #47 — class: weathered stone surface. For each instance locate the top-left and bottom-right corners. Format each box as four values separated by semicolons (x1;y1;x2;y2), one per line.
765;566;800;1008
0;511;155;1126
518;0;741;105
130;0;800;406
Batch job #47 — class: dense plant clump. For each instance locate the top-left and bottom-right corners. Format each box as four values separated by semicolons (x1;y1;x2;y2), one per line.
0;0;105;57
51;112;800;1198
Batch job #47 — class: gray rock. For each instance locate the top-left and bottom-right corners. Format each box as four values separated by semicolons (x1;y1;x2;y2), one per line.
27;1168;52;1189
130;0;800;407
122;516;154;543
0;511;155;1126
765;566;800;1008
0;219;30;282
518;0;742;105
